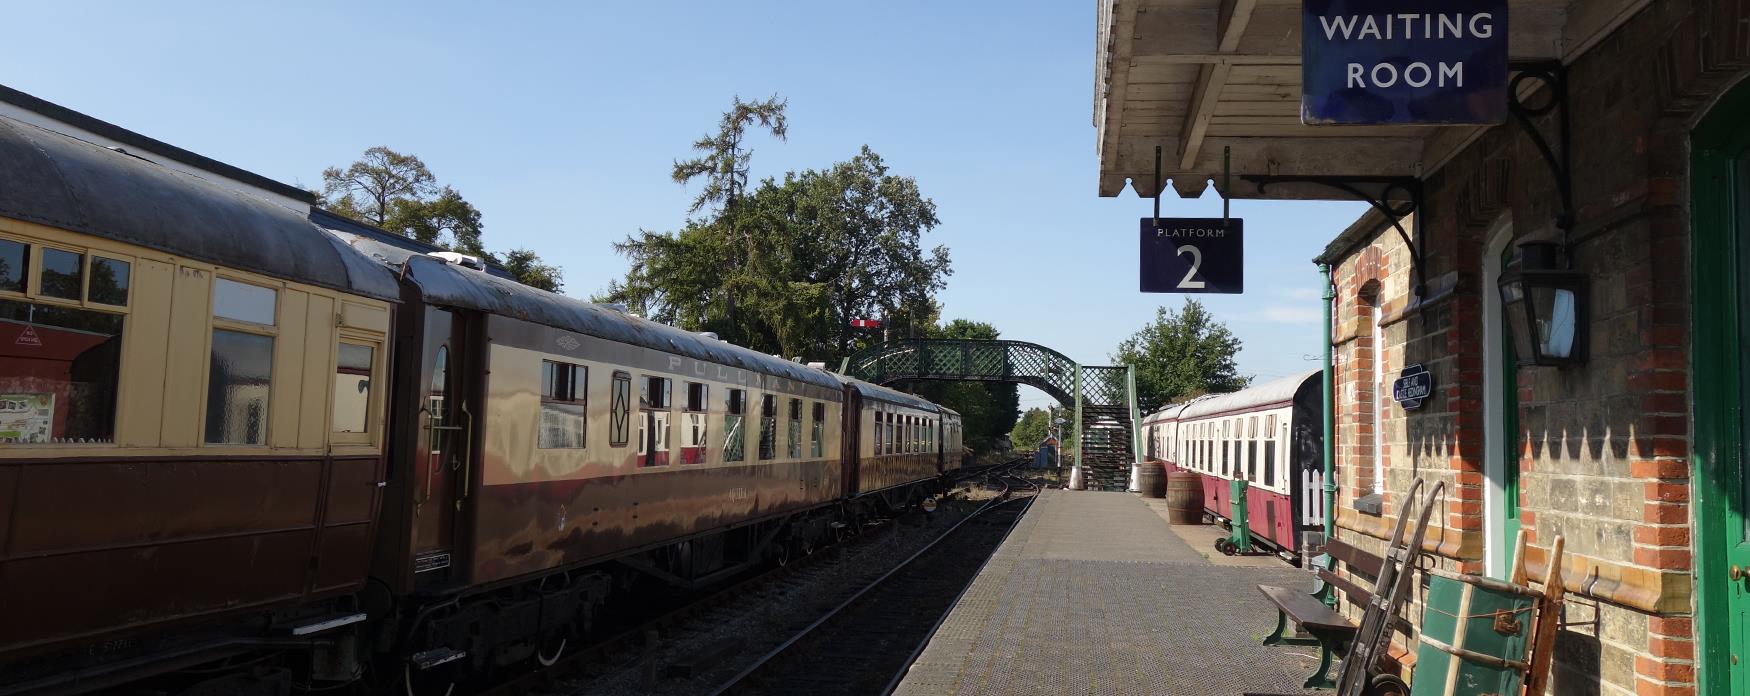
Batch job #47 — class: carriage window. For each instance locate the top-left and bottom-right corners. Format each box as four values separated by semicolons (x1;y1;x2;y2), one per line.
206;329;273;445
333;343;375;434
872;407;883;456
89;257;130;306
0;239;26;294
787;398;802;459
723;388;746;462
681;382;707;464
39;248;83;301
1247;438;1258;481
213;278;277;326
887;412;897;454
0;299;123;443
759;394;777;460
609;371;630;447
1264;438;1277;488
1220;434;1229;477
638;376;671;467
810;402;825;458
538;360;585;448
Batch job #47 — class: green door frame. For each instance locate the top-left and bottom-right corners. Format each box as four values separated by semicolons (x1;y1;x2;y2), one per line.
1500;241;1521;572
1691;77;1750;696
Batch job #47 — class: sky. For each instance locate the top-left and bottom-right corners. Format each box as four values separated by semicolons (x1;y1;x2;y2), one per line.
4;1;1366;413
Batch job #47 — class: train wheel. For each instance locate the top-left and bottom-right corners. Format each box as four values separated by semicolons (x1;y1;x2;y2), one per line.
535;637;567;667
1364;674;1409;696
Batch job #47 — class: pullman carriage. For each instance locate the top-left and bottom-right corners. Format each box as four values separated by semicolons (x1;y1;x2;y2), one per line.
0;114;399;688
1144;370;1327;559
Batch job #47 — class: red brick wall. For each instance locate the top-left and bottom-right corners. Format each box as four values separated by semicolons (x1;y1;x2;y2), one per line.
1322;3;1750;693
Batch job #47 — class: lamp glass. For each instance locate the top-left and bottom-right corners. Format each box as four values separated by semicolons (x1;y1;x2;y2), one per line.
1532;285;1578;359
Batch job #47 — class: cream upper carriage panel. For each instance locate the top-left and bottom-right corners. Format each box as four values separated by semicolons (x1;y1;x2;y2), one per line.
0;114;398;457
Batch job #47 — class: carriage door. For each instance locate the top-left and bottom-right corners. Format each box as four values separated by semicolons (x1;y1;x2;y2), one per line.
413;307;472;581
1694;82;1750;696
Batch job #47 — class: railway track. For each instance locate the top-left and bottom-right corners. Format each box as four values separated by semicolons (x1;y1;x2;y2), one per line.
479;461;1029;696
704;470;1038;696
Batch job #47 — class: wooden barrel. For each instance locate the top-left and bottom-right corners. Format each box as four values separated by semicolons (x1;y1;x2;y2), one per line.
1135;462;1167;498
1163;470;1202;524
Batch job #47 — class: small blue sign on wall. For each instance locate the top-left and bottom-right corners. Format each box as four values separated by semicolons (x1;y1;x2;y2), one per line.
1139;218;1243;294
1302;0;1509;125
1393;363;1434;410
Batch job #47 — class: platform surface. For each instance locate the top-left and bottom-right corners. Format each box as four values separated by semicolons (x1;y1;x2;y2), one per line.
893;489;1321;696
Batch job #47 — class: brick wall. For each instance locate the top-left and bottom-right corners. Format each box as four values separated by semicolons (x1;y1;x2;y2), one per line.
1320;2;1750;694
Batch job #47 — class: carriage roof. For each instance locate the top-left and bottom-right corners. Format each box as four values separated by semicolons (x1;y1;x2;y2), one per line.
0;115;399;301
1174;370;1321;421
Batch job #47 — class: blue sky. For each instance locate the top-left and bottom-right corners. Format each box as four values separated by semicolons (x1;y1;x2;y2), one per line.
5;1;1366;412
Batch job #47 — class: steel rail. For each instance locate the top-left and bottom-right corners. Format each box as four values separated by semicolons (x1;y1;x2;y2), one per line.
705;461;1036;696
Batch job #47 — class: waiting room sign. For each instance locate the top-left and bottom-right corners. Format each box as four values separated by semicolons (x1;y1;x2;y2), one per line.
1301;0;1509;125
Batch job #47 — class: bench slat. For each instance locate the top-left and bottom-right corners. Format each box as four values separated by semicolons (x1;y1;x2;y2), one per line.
1326;538;1384;577
1257;584;1357;635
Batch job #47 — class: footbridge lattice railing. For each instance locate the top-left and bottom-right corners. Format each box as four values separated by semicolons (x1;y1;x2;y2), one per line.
839;339;1142;491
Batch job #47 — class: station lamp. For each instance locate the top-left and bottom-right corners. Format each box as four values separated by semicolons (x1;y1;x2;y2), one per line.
1497;240;1589;367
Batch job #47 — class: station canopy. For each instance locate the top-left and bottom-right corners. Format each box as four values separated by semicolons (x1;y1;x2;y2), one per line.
1094;0;1648;200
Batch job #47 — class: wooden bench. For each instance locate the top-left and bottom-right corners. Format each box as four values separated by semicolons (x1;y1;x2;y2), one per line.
1257;537;1405;689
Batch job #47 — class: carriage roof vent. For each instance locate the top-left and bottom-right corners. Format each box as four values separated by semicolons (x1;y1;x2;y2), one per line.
697;331;720;340
806;361;827;370
601;303;629;314
429;251;484;270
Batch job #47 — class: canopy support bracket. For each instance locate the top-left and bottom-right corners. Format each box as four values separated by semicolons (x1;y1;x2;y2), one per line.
1242;175;1427;302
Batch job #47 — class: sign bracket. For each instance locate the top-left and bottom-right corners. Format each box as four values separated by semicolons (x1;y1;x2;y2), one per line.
1152;145;1163;229
1243;175;1427;302
1507;60;1576;263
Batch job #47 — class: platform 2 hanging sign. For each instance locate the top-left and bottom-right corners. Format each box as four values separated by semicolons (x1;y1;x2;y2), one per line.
1139;218;1243;294
1301;0;1509;125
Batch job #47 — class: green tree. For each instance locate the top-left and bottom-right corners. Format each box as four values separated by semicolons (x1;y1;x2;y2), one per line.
604;144;950;360
320;147;564;292
1112;298;1250;412
671;94;788;215
321;146;436;227
491;249;564;293
1010;407;1052;450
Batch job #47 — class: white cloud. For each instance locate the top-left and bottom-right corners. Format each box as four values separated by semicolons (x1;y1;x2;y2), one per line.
1261;305;1322;324
1282;287;1323;301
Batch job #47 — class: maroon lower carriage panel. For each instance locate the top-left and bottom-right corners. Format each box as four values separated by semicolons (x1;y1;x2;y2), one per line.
469;459;843;585
0;454;384;660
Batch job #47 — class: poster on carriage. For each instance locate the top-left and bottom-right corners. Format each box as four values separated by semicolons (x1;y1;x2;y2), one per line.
0;393;54;443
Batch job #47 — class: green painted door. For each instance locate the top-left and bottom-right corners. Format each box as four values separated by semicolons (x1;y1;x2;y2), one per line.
1692;80;1750;696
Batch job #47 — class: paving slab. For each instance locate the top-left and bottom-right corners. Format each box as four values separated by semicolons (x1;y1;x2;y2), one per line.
893;489;1323;696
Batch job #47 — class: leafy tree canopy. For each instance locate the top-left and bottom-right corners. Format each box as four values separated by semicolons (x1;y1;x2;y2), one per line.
1010;407;1053;451
1111;298;1250;412
319;146;562;292
603;99;949;360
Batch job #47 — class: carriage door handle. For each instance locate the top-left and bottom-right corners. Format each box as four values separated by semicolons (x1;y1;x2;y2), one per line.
1731;565;1745;582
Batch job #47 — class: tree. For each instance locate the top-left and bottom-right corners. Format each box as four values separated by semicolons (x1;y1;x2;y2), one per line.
319;147;564;292
604;145;950;360
671;94;788;215
321;146;436;227
491;249;564;293
1010;407;1052;451
1112;298;1250;412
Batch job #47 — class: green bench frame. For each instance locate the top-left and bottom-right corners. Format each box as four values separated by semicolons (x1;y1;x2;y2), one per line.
1256;537;1399;689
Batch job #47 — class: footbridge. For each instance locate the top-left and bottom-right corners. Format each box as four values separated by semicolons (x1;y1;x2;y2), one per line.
839;339;1140;492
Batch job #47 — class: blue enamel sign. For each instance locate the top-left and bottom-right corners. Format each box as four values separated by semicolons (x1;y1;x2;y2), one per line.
1302;1;1508;125
1139;218;1243;294
1393;363;1433;410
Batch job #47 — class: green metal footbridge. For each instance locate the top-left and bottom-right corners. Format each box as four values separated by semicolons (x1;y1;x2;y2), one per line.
838;339;1141;491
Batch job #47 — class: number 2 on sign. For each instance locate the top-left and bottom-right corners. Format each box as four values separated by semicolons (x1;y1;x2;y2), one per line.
1176;245;1206;289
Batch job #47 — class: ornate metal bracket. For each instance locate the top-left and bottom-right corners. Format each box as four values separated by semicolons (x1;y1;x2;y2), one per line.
1507;61;1575;252
1242;174;1428;301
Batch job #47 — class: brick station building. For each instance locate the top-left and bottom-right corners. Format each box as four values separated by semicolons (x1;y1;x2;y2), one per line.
1096;1;1750;694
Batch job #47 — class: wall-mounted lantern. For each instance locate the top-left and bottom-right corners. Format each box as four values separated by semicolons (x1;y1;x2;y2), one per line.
1497;241;1588;367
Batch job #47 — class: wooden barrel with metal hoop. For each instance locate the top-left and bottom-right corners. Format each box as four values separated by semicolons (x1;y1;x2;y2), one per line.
1135;462;1167;498
1163;469;1202;524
